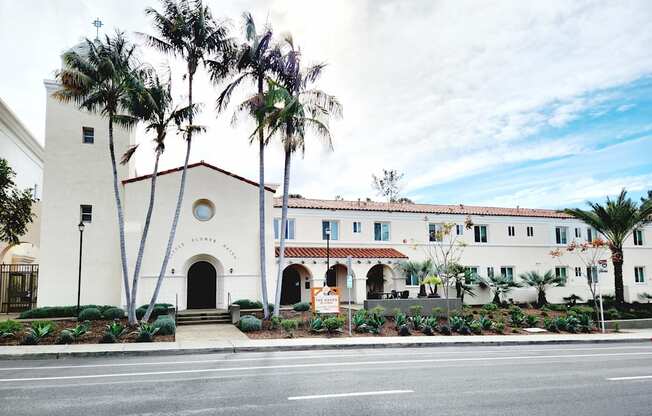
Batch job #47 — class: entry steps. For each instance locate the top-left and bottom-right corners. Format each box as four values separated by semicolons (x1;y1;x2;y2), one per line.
176;309;231;326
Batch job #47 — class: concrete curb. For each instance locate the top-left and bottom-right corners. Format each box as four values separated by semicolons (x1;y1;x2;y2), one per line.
1;334;651;360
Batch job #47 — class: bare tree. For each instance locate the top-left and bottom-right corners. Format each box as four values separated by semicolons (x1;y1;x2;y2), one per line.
372;169;404;202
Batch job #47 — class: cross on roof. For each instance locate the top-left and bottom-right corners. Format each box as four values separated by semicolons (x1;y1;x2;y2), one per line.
92;18;103;39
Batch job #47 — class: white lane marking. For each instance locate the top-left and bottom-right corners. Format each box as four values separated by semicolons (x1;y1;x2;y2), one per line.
288;390;413;401
2;351;652;382
607;375;652;381
2;345;650;372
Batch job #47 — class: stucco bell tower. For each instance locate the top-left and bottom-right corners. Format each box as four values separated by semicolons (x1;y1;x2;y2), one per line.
38;43;135;307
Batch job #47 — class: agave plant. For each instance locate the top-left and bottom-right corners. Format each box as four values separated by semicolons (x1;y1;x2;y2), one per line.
134;323;159;342
106;321;127;339
68;323;90;339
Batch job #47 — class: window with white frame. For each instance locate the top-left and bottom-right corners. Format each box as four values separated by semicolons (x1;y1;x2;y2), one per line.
586;266;598;283
586;228;595;242
635;267;646;284
555;266;568;280
575;227;581;238
555;226;568;245
405;272;419;286
474;225;488;243
374;222;390;241
322;220;339;240
465;267;479;284
82;127;94;144
500;266;514;281
353;221;362;233
456;224;464;235
80;204;92;223
526;226;534;237
273;218;295;240
429;223;443;242
634;229;644;246
575;267;582;277
507;226;515;237
487;266;494;278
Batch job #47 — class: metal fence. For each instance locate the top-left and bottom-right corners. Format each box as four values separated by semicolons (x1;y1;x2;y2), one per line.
0;264;38;313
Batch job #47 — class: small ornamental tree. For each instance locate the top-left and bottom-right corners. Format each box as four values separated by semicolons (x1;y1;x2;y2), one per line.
372;169;404;202
550;239;609;321
0;158;35;246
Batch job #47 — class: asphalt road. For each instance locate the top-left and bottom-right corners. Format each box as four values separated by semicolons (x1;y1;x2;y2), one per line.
1;342;652;416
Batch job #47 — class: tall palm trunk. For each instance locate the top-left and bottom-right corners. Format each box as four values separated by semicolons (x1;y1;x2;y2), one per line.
108;116;132;321
143;73;194;322
257;75;270;319
128;152;161;323
273;147;292;316
611;247;624;304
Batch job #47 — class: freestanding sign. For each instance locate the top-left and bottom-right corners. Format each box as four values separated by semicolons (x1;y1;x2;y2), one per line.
311;285;341;314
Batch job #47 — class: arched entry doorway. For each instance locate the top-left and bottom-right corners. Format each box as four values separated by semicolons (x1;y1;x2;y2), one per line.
366;264;387;297
187;261;216;309
281;267;301;305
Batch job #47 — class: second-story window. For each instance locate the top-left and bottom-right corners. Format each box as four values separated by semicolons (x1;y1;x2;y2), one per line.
487;267;494;278
429;223;442;242
586;266;598;283
474;225;488;243
556;226;568;245
575;267;582;277
374;222;390;241
456;224;464;235
586;228;595;242
82;127;94;144
353;221;362;233
80;204;93;223
322;220;339;240
555;266;567;280
634;229;644;246
635;267;646;283
273;218;295;240
575;227;581;238
526;226;534;237
507;226;515;237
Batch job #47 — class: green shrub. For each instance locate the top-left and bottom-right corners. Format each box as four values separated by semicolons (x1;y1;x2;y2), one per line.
0;320;22;337
568;305;594;316
280;319;299;337
482;303;498;312
509;308;526;328
565;315;580;333
410;314;426;330
309;316;324;332
578;314;593;333
525;314;539;327
554;316;569;332
493;321;505;334
323;316;345;334
394;312;407;329
437;324;451;335
78;307;102;321
543;317;558;332
136;303;173;320
292;302;310;312
366;312;385;334
232;299;262;309
56;330;75;345
105;321;126;339
469;320;482;335
409;304;423;317
352;309;368;332
431;307;444;318
153;316;176;336
478;315;493;330
20;332;40;345
422;325;435;335
18;305;116;319
370;306;385;317
68;323;89;339
135;323;159;342
238;315;262;332
270;315;282;330
546;304;567;312
612;322;620;332
102;307;125;320
605;308;621;320
449;316;466;332
30;321;54;337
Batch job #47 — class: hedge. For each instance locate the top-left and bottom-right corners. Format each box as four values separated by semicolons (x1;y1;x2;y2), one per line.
292;302;310;312
232;299;274;312
136;304;174;321
19;305;116;319
78;307;102;321
238;315;262;332
153;316;176;336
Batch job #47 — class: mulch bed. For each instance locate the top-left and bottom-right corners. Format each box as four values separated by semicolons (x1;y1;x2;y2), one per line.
0;319;174;346
243;307;602;339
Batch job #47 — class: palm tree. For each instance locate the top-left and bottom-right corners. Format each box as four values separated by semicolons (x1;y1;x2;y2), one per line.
398;260;434;297
519;270;565;306
565;189;652;304
483;274;522;305
121;70;196;323
54;33;145;322
141;0;233;319
270;35;342;316
215;12;279;319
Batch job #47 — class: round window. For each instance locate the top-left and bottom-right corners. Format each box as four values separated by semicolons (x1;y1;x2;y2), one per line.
192;199;215;221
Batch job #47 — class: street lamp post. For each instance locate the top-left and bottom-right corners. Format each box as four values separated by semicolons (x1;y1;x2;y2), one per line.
325;227;331;286
76;221;85;318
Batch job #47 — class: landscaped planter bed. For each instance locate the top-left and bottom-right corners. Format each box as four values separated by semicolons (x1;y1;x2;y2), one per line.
0;319;175;346
239;304;606;339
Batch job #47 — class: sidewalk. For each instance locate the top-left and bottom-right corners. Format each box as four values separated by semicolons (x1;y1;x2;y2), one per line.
1;329;651;360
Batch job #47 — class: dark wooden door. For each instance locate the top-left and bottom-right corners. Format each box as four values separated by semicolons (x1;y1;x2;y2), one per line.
281;268;301;305
187;261;216;309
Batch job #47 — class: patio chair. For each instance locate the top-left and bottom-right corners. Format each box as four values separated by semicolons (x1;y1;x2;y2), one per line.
399;290;409;299
391;290;398;299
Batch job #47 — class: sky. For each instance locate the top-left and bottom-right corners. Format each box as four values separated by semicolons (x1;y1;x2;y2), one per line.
0;0;651;209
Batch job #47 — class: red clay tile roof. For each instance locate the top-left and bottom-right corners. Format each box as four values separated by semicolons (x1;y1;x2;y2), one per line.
123;161;276;192
273;197;571;219
276;247;408;259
